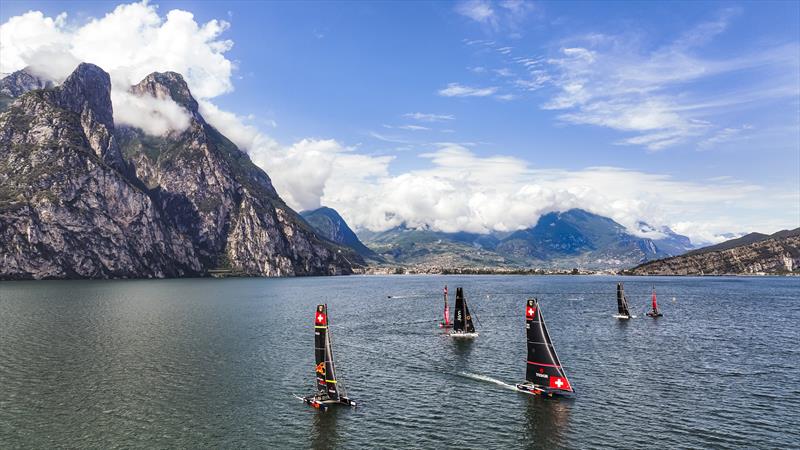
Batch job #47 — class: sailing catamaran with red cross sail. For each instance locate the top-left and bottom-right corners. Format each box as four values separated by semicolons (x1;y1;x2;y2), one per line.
646;286;663;318
301;304;356;411
516;298;575;398
439;285;452;329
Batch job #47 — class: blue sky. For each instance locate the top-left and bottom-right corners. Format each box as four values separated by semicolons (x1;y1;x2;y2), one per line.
1;1;798;242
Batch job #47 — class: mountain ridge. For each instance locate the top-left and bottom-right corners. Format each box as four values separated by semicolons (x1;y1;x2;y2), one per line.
630;228;800;275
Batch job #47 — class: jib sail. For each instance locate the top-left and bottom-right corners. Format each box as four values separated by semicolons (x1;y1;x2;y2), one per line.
453;287;476;333
314;304;345;401
617;283;631;316
524;298;573;392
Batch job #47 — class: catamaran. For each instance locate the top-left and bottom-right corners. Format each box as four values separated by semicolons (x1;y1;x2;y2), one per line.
516;298;575;397
301;304;357;411
449;287;477;337
614;282;635;319
646;286;663;317
439;285;452;329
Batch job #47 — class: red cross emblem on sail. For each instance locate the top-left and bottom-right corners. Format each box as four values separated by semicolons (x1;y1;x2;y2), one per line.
549;376;570;391
526;306;536;319
315;313;326;325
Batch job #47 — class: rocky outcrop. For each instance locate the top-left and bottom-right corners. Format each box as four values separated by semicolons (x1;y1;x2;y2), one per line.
0;63;358;279
629;228;800;275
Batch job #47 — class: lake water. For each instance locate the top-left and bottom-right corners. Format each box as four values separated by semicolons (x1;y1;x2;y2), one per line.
0;275;798;448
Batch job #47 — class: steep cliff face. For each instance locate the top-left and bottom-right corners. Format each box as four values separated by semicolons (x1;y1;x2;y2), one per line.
630;229;800;275
116;71;359;276
0;64;358;279
0;63;201;279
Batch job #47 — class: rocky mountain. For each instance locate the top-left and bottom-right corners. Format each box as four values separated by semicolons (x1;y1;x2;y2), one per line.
300;207;381;260
360;209;695;269
630;228;800;275
0;63;359;279
0;68;53;98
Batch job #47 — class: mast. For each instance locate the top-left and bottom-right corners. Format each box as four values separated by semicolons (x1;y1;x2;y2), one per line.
314;304;341;401
524;298;573;393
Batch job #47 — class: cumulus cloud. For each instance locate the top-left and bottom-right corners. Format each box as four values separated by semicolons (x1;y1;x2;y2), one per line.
315;143;794;244
0;1;233;136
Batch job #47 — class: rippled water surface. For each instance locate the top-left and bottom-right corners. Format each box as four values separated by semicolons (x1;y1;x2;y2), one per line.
1;275;798;448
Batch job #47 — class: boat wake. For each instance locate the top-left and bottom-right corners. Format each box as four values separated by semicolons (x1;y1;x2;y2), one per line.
458;372;518;391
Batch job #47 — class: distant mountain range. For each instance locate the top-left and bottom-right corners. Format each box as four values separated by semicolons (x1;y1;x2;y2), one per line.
302;207;697;270
630;228;800;275
0;64;359;279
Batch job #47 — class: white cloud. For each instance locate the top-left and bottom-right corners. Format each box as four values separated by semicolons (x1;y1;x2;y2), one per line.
456;0;496;25
315;143;795;243
539;12;800;151
455;0;536;31
397;124;431;131
438;82;498;97
404;112;455;122
112;90;191;135
0;1;233;136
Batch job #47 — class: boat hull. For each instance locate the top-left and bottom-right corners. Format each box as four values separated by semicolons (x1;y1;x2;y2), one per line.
646;312;663;318
302;395;356;411
515;383;574;398
449;331;479;338
613;314;635;319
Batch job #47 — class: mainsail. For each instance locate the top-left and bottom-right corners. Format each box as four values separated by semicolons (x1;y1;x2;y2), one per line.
616;282;632;317
647;287;663;317
520;298;574;394
452;287;476;333
314;304;343;400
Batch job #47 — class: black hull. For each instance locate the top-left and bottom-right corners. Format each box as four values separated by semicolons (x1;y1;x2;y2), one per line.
302;395;357;411
646;312;663;318
516;383;574;399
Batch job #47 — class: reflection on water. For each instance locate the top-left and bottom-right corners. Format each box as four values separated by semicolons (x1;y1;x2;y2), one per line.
311;407;340;450
523;396;572;449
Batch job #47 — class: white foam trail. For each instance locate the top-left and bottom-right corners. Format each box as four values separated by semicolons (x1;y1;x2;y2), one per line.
458;372;518;391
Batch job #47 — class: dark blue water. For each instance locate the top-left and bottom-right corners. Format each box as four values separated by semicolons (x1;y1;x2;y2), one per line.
0;275;798;448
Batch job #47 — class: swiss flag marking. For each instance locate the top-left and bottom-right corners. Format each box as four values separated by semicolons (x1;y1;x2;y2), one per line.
549;376;570;391
526;307;536;319
316;313;326;325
